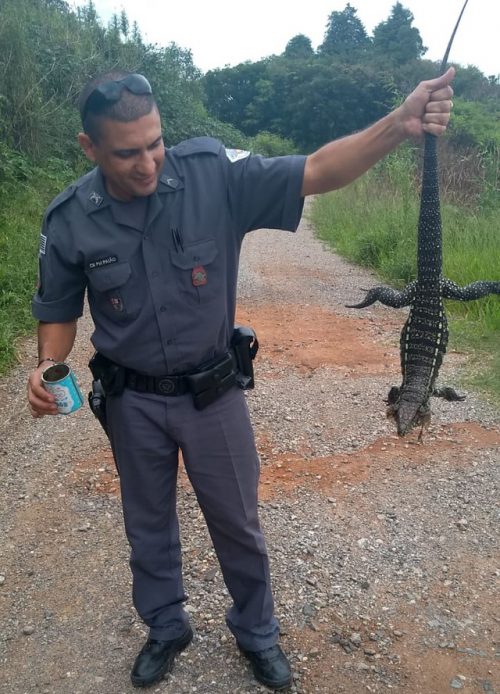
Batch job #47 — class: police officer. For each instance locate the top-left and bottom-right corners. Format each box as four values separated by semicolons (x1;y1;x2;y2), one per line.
28;69;454;689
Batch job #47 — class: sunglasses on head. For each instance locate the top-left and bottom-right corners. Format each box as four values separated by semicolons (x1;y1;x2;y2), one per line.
81;73;153;121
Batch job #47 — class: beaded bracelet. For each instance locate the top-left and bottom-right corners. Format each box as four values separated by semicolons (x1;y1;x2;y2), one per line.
37;357;58;368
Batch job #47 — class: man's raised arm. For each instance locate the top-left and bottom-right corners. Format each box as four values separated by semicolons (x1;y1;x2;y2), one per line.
301;68;455;197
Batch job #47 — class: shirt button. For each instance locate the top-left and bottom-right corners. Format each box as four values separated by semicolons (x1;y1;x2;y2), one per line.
166;338;174;345
151;271;159;278
160;305;167;312
144;234;150;241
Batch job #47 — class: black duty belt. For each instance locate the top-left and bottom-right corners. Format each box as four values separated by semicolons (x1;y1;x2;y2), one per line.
125;370;191;396
89;327;257;414
124;350;236;400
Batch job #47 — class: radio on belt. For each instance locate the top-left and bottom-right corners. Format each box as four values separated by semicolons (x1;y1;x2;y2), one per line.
42;362;84;414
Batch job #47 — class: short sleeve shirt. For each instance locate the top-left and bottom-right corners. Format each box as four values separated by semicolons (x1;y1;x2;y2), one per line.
33;137;306;375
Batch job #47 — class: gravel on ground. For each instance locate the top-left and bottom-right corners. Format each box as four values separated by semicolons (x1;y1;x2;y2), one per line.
0;200;498;694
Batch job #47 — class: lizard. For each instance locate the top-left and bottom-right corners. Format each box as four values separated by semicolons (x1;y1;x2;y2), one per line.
347;0;500;438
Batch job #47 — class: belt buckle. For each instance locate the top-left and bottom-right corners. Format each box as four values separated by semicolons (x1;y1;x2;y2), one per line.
157;377;177;395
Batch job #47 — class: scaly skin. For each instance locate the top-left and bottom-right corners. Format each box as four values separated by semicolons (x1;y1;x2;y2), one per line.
391;134;448;435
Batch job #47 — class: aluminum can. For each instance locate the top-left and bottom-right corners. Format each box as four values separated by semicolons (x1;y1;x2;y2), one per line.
41;362;84;415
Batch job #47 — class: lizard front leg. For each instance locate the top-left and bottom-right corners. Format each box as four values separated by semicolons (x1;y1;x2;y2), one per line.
347;281;417;309
442;278;500;301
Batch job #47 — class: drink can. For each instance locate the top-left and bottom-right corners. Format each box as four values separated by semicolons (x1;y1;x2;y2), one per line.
41;362;84;415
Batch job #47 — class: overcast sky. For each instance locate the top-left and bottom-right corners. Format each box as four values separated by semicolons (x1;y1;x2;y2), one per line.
70;0;499;77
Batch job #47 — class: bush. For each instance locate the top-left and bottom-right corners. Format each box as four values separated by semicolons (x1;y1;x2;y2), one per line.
250;131;297;157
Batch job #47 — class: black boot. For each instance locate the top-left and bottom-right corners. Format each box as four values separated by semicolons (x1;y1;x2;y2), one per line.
131;627;193;687
239;643;292;690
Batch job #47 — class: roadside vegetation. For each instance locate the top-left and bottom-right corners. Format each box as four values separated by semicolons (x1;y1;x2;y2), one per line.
0;0;498;394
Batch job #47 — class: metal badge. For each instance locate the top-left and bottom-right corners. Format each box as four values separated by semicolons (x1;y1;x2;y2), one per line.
192;266;207;287
109;296;124;312
89;191;104;206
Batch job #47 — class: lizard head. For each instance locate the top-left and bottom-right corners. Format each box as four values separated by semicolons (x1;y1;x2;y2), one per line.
387;388;431;437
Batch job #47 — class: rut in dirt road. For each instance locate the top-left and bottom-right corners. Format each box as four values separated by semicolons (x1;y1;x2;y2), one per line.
0;203;499;694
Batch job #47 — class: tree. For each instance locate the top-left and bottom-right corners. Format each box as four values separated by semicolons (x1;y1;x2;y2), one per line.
77;0;98;26
264;60;393;151
284;34;314;60
202;61;269;134
108;12;120;42
131;20;142;45
372;3;426;66
452;64;499;102
318;4;370;61
120;9;129;38
41;0;70;11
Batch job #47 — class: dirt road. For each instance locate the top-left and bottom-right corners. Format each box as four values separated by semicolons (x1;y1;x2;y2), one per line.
1;202;498;693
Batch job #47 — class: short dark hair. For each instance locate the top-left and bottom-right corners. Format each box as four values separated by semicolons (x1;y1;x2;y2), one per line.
79;70;157;142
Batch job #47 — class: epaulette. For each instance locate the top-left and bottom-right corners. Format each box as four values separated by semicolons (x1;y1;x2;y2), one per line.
44;170;97;218
44;184;78;217
170;137;223;158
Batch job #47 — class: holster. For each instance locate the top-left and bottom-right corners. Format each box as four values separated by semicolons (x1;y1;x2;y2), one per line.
231;325;259;389
88;352;126;395
88;379;108;435
88;352;127;434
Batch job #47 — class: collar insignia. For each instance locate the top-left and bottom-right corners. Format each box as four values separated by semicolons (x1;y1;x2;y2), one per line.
89;191;104;206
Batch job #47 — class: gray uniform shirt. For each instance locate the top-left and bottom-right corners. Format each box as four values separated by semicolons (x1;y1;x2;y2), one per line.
33;137;306;376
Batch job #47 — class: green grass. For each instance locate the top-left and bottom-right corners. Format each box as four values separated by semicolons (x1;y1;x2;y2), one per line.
310;168;500;403
0;185;43;371
0;169;72;374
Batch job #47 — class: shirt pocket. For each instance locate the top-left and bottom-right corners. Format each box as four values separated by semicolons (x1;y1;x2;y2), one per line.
170;239;219;304
86;261;140;322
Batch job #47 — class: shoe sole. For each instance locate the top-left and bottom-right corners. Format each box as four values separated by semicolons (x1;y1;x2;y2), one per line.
249;674;292;691
130;628;193;688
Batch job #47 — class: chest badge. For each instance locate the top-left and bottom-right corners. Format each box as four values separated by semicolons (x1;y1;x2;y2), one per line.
109;296;124;312
192;265;207;287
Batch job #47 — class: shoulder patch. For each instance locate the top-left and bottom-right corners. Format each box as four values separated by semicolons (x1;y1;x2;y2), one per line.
225;148;251;163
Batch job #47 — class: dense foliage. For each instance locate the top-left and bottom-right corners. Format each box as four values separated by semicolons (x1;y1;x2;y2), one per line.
0;0;254;172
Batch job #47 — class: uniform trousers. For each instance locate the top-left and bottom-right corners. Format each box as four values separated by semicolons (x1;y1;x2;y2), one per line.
106;385;279;650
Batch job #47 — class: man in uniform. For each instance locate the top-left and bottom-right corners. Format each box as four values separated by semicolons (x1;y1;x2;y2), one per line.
28;68;454;689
